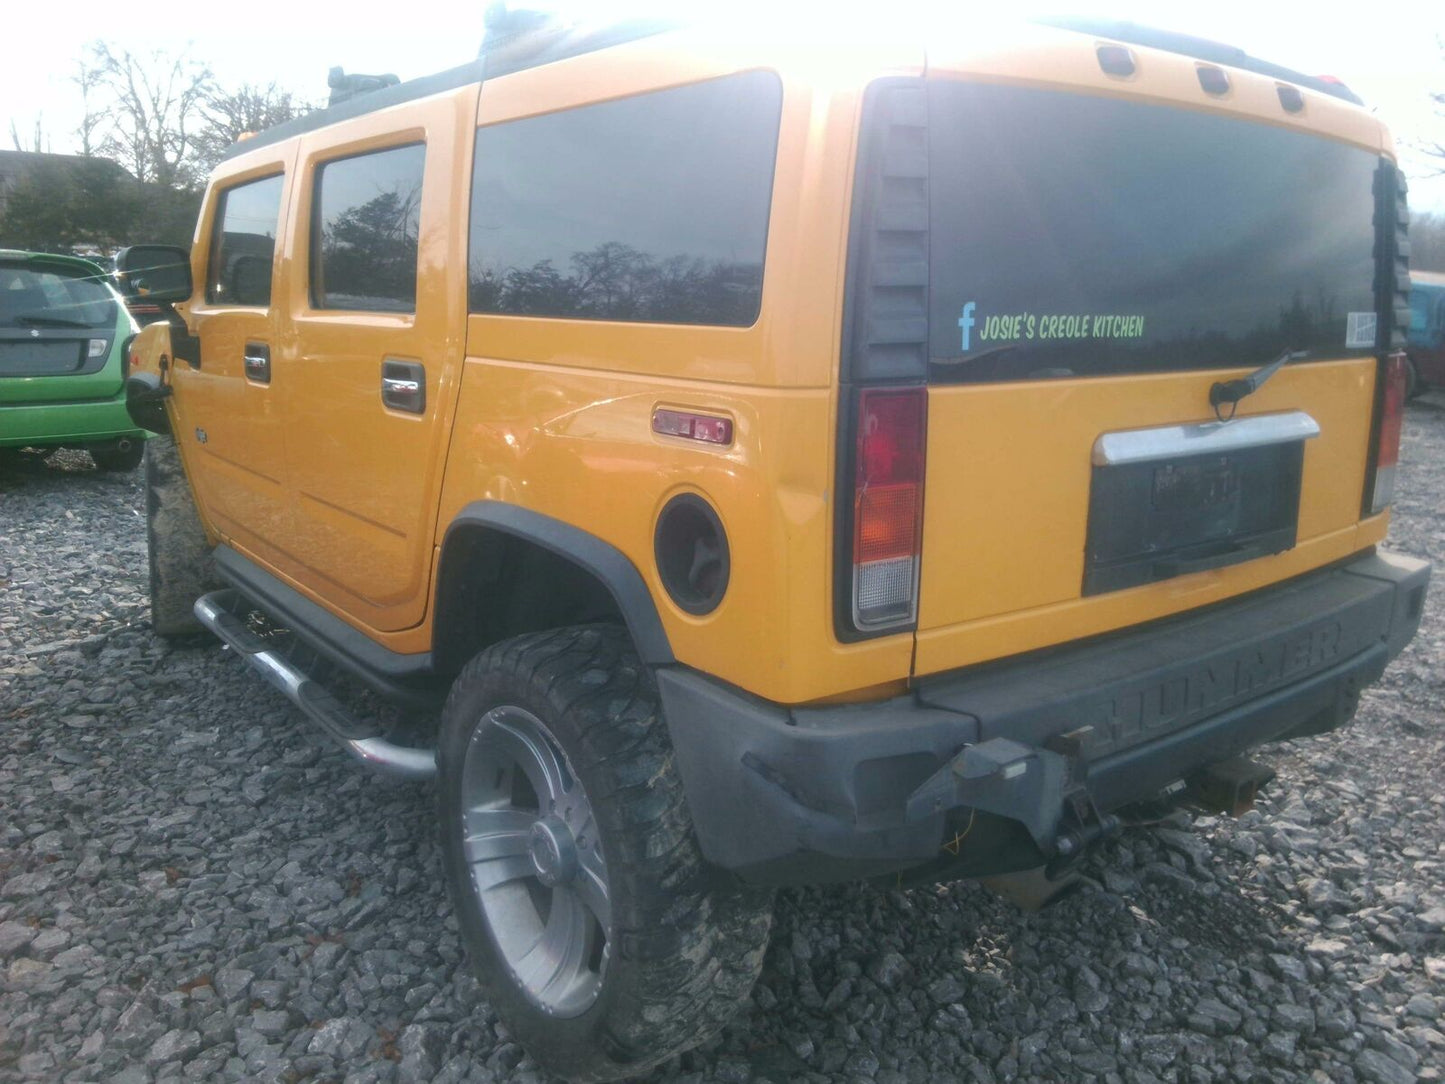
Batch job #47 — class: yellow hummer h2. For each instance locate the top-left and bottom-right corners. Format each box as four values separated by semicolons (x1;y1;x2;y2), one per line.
118;15;1430;1082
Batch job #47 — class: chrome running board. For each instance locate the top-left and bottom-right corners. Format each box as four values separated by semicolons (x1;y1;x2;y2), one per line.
193;590;436;781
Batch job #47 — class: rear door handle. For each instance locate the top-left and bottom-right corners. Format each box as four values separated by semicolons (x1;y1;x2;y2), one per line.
381;359;425;414
244;342;270;384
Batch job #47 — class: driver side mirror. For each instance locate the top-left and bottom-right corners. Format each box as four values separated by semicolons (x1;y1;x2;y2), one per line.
114;245;193;304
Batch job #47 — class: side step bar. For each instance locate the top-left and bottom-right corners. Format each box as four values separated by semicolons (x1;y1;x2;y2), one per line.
193;591;437;781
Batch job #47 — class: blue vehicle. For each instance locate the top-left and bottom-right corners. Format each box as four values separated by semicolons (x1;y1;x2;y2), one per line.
1407;270;1445;396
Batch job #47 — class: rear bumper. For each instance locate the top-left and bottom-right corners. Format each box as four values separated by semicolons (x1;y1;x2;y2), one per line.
658;550;1430;885
0;393;144;447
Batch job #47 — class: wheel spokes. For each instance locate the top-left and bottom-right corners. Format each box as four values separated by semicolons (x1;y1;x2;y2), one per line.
460;704;610;1018
489;713;569;806
514;886;593;1002
468;851;534;891
463;807;535;863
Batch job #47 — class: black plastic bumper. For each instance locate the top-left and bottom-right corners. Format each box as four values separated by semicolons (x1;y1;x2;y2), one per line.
657;550;1429;886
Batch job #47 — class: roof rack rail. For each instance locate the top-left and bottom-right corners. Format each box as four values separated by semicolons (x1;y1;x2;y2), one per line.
478;11;683;80
1036;18;1364;105
218;10;681;165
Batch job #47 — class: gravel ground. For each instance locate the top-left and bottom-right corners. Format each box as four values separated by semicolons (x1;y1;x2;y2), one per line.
1;402;1443;1084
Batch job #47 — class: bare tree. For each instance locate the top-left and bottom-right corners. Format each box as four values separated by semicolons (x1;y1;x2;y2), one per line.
1423;37;1445;176
89;41;213;188
8;116;47;153
73;58;108;158
1427;93;1445;177
193;83;313;171
1413;212;1445;272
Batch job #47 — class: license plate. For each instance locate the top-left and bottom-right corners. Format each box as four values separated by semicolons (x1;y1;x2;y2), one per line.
1084;441;1304;595
1152;457;1240;514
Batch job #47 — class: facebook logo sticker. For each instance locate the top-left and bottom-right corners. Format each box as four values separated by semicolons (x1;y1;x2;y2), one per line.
958;302;976;352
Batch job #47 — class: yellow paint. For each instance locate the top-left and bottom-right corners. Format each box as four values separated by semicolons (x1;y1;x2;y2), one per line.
915;358;1380;674
124;25;1398;705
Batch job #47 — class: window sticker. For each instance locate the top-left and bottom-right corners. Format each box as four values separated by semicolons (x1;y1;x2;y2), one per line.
950;301;1146;361
1345;311;1377;349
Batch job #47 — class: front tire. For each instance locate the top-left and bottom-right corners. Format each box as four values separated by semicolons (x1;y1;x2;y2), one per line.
438;626;773;1083
144;435;216;637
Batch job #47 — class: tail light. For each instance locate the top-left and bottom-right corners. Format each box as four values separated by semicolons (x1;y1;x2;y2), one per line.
851;387;926;630
1369;353;1407;514
121;334;137;380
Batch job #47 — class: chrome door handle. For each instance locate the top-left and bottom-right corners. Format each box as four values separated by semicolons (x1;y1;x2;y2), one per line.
381;359;425;414
244;342;270;383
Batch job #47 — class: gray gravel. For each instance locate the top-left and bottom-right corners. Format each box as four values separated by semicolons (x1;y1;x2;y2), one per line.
2;404;1444;1084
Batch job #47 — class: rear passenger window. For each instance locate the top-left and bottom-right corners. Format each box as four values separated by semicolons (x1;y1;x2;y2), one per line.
207;174;284;306
312;144;426;313
468;70;783;327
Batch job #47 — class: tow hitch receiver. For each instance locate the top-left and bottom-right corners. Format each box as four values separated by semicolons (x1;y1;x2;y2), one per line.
1187;756;1276;816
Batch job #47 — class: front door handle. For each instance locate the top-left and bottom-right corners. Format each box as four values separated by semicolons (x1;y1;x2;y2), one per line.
381;359;425;414
243;342;270;384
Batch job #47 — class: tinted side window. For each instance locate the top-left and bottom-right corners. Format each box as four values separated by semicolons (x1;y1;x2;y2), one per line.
469;70;782;327
312;144;425;313
206;174;284;306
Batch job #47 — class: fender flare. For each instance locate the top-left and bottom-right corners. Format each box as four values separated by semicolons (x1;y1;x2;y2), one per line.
436;501;675;666
125;372;173;435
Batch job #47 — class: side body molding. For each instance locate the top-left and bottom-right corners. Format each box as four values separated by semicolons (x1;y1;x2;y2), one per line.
436;501;675;667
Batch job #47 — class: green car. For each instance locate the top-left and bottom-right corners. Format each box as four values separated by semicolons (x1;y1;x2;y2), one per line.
1;250;147;471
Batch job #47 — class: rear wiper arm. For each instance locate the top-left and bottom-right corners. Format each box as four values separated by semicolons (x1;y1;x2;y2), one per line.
1209;349;1308;420
12;313;92;329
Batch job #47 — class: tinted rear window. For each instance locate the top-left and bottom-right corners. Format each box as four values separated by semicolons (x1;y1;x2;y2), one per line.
928;83;1380;382
0;262;118;329
468;70;782;327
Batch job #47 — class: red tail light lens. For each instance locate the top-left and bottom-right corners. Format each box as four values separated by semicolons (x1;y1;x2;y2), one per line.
852;387;926;630
1370;353;1407;514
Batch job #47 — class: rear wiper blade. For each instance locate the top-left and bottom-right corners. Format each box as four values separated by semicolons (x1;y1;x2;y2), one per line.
12;313;92;329
1209;349;1308;420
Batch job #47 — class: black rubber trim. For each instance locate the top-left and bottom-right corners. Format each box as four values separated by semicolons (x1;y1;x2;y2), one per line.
211;544;441;709
1363;161;1411;516
658;550;1428;885
834;77;931;644
440;501;674;666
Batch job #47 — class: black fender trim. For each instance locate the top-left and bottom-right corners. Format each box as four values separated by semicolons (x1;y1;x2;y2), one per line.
439;501;674;666
125;372;173;435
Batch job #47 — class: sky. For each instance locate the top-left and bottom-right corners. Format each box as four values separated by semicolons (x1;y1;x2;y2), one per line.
4;0;1444;209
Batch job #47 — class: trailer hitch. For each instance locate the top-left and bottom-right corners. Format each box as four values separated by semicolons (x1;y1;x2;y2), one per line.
1187;756;1276;817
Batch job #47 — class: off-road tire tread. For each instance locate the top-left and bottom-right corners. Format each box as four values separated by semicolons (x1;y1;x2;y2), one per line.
144;436;216;637
438;625;773;1083
91;441;144;472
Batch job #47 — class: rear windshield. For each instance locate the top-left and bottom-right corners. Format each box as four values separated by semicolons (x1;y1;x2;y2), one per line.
928;83;1381;382
0;261;119;330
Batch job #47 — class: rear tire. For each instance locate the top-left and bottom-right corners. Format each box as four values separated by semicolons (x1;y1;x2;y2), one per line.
91;438;144;472
438;626;773;1083
1404;356;1423;401
144;435;216;637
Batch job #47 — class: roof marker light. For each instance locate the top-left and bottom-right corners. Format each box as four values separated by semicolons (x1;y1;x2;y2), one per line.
1197;65;1230;95
1096;44;1135;77
1277;84;1305;113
